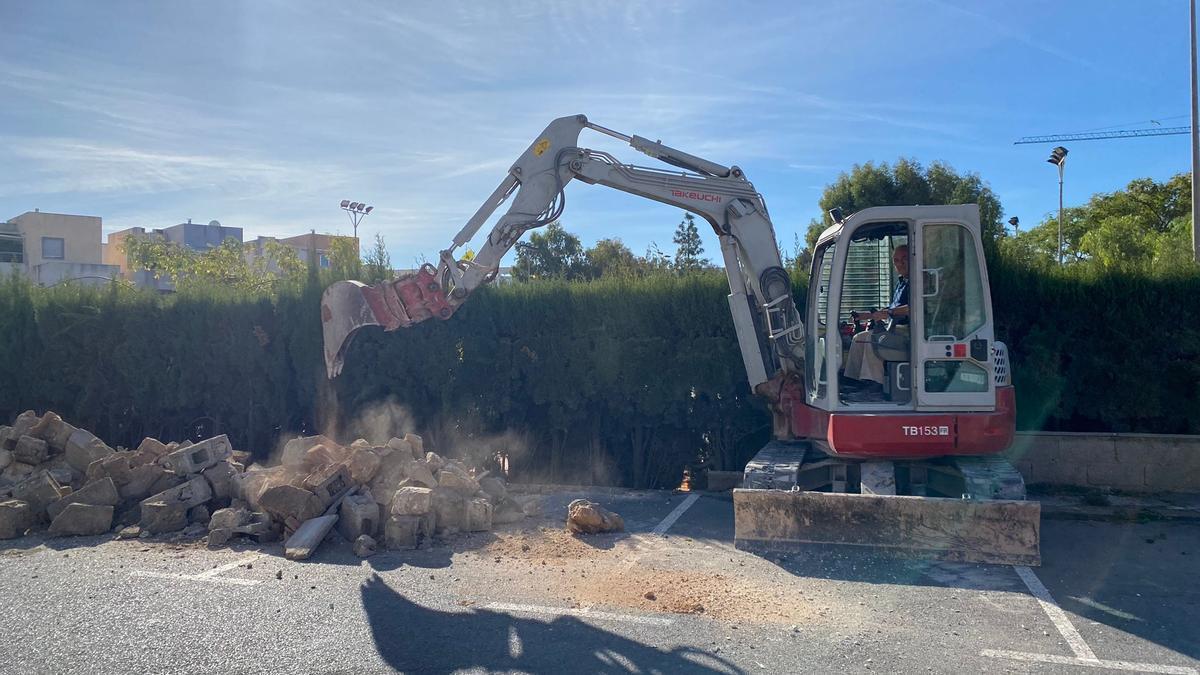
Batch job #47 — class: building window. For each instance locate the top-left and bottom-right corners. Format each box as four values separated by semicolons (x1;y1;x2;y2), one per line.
42;237;65;260
0;236;22;264
319;253;330;268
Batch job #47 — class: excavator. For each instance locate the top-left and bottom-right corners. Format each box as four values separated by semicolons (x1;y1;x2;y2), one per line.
320;115;1040;566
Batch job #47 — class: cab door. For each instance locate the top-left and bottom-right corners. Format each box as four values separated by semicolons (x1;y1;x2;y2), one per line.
910;207;996;410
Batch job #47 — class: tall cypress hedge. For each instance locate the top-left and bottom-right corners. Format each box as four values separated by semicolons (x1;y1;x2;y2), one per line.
1;264;1196;488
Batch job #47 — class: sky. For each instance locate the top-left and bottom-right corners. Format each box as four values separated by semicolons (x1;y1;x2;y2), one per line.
0;0;1192;267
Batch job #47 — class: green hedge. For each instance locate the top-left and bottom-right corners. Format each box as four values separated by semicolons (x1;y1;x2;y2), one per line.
0;264;1196;488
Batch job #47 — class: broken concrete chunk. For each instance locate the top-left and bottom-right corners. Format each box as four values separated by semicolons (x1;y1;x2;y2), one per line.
353;534;377;557
424;451;444;474
207;528;232;546
303;464;352;508
47;477;119;521
132;437;169;466
120;464;176;502
7;411;38;449
201;461;238;501
47;466;76;487
13;436;49;465
0;500;33;539
116;525;142;539
13;472;66;518
338;493;379;541
67;429;114;473
284;514;339;560
208;507;251;531
466;498;493;532
479;476;507;502
390;487;433;516
85;453;131;487
188;504;210;524
348;448;382;484
431;487;465;534
437;469;480;496
50;422;79;455
350;438;371;451
384;514;431;550
279;434;336;467
385;437;411;458
405;433;425;457
144;476;213;511
259;484;324;524
161;434;232;475
30;412;69;448
2;461;36;483
49;503;113;536
566;499;624;535
139;500;188;534
0;449;11;472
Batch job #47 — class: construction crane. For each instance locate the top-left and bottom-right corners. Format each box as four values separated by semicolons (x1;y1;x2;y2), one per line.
1014;126;1191;144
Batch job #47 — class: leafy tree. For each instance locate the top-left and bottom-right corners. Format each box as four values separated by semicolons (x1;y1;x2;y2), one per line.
672;212;708;271
513;222;589;281
584;238;639;278
328;237;361;280
363;233;392;283
807;158;1005;253
1003;173;1193;272
124;236;303;295
640;242;674;273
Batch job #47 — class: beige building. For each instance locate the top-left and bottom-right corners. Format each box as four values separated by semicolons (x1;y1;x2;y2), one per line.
6;210;118;286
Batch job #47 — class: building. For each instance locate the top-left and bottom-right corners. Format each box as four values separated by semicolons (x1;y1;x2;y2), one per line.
159;219;242;251
5;210;119;286
276;232;357;270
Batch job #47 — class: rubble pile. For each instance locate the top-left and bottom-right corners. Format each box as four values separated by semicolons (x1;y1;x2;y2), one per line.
566;499;625;534
0;411;533;559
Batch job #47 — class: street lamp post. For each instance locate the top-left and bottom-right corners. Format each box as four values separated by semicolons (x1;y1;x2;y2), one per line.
1008;216;1020;236
339;200;374;240
1047;146;1068;265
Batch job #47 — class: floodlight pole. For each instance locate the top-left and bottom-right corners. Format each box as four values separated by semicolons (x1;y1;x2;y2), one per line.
339;200;373;241
1057;161;1065;266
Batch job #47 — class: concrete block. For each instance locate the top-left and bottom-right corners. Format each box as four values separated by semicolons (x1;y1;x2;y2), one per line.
348;448;382;484
121;464;176;501
0;449;11;473
338;493;379;540
284;514;338;560
188;504;210;524
424;451;444;474
383;514;432;550
13;472;66;518
2;461;35;483
161;435;232;475
1028;459;1088;487
353;534;377;557
405;433;425;457
66;429;114;473
85;453;131;487
431;487;465;534
280;434;336;467
48;503;113;537
132;437;169;466
50;421;79;455
0;500;34;539
140;500;188;534
493;498;525;524
478;476;507;501
304;464;352;507
47;477;119;521
386;437;413;459
1145;465;1200;492
1056;435;1118;464
437;469;479;496
47;466;77;487
466;498;493;532
0;426;11;452
13;436;49;465
1086;462;1147;490
202;461;238;501
390;487;433;516
144;475;213;511
209;507;252;531
7;411;38;449
259;484;323;524
30;412;72;451
1114;436;1200;466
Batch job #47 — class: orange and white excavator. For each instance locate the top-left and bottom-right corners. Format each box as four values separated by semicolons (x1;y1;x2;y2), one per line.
321;115;1039;565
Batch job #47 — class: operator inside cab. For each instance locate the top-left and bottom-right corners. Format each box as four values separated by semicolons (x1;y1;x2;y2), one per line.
843;244;909;402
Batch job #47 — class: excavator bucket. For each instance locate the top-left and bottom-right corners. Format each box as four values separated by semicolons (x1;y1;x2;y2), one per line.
733;444;1041;565
321;264;455;378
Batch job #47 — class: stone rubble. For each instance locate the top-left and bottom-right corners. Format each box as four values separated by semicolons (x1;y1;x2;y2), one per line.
566;499;625;534
0;410;535;558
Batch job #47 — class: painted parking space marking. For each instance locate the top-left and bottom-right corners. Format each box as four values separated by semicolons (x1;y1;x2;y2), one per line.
982;565;1197;674
483;602;675;626
131;554;265;586
651;493;700;535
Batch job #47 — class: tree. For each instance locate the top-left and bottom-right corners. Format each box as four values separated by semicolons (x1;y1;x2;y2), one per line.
584;238;639;278
807;158;1005;254
363;233;392;283
513;222;589;281
672;212;708;271
1003;173;1193;271
327;237;361;280
123;236;304;295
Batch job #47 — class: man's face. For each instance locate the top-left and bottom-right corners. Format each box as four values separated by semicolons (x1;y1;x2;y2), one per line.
893;247;909;276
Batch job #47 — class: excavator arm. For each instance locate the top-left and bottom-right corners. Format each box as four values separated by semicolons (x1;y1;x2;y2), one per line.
322;115;804;389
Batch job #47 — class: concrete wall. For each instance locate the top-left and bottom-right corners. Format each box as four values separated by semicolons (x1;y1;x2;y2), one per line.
160;222;242;251
33;261;120;286
9;211;103;269
1005;432;1200;493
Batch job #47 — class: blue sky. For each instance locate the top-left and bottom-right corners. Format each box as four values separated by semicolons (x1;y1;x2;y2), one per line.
0;1;1191;267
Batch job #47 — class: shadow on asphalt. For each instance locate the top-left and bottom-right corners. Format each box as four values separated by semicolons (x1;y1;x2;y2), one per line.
360;573;744;675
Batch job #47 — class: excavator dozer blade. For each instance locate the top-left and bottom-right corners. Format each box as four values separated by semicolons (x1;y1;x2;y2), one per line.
321;280;383;379
733;489;1041;566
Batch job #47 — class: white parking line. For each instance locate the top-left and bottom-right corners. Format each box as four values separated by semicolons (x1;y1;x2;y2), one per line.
131;554;265;586
652;493;700;535
981;566;1197;674
483;602;675;626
